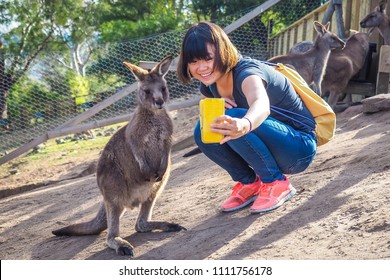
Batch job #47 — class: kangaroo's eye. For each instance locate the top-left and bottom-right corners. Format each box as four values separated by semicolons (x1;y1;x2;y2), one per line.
161;86;166;92
144;89;151;95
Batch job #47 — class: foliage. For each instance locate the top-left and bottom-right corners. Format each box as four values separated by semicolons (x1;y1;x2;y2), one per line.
0;1;53;61
66;71;90;105
7;76;60;127
191;0;264;22
98;12;179;42
97;0;185;43
87;72;125;103
0;0;76;121
8;77;49;113
264;0;325;36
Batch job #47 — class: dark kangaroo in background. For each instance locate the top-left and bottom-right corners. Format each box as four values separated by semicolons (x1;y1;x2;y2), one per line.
288;30;373;111
268;21;345;96
360;0;390;45
321;31;372;111
53;56;186;256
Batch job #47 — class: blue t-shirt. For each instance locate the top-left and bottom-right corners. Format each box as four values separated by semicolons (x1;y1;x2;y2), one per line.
199;56;315;133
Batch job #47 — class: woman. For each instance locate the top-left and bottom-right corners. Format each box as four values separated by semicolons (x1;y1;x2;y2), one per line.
176;22;317;213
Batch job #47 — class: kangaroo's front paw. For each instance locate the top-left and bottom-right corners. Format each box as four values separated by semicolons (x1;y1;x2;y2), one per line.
154;172;163;182
140;166;153;181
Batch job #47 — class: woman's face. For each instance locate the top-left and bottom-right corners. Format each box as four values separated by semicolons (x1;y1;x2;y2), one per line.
187;44;223;86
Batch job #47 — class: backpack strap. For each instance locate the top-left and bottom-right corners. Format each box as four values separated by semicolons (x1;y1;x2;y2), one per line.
262;61;316;131
270;105;316;131
262;61;278;67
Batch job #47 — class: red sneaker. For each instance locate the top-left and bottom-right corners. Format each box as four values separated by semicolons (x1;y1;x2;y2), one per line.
249;177;296;213
221;176;262;212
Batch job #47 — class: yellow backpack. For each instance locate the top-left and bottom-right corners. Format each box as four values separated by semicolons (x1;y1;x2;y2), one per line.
270;63;336;146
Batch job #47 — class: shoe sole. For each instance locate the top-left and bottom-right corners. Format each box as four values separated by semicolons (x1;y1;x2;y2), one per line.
221;195;258;212
249;186;297;213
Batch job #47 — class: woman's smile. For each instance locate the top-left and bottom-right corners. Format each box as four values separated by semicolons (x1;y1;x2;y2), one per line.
200;72;212;78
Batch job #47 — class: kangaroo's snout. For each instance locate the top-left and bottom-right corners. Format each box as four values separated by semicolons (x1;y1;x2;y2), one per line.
341;40;346;49
155;98;165;109
359;20;373;28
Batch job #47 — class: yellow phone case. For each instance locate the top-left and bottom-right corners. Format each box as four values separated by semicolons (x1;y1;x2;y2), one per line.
199;98;225;143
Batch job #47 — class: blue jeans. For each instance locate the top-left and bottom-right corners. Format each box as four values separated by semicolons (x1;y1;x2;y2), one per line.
194;108;317;184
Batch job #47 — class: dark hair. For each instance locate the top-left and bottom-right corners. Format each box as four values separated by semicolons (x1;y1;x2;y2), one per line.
176;21;239;84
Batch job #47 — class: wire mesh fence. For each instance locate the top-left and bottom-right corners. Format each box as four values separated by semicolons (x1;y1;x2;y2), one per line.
0;0;326;163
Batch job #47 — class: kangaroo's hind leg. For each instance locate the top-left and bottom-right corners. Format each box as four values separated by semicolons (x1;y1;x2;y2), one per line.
135;182;186;233
105;202;135;256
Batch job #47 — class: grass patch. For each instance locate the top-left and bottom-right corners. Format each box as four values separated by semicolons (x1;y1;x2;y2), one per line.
0;123;125;177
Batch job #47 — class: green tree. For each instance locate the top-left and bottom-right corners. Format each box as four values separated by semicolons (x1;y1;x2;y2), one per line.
264;0;325;36
46;0;102;112
0;0;55;126
190;0;264;22
7;76;53;128
97;0;186;43
49;0;99;77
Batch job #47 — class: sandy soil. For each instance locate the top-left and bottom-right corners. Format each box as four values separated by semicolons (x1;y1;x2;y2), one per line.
0;104;390;260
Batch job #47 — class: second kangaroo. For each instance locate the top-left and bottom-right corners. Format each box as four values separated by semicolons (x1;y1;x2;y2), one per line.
52;56;186;257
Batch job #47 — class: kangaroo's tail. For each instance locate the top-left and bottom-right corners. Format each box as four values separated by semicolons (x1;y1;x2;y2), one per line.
183;147;202;157
52;203;107;236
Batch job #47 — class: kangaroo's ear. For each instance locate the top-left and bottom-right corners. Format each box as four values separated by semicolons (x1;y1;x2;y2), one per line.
324;21;330;31
152;56;173;77
123;62;149;81
314;21;327;35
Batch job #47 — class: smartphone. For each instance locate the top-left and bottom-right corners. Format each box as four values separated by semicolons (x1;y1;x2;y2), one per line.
199;98;225;143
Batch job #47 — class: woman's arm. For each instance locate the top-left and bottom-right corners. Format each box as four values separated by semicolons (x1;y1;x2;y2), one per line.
241;75;270;130
211;75;270;144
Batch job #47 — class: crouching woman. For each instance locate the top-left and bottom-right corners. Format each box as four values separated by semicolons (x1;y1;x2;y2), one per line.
176;21;317;213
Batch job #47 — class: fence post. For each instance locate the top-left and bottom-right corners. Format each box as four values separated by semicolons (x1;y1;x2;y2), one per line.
376;45;390;94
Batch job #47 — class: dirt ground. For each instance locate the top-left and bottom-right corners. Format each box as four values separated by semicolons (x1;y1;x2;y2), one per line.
0;104;390;260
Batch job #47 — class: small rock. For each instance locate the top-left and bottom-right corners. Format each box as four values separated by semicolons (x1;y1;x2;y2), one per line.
9;169;19;175
361;93;390;113
56;138;65;144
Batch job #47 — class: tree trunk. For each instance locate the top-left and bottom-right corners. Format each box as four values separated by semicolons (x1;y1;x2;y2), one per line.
0;89;8;120
0;49;9;123
0;51;16;128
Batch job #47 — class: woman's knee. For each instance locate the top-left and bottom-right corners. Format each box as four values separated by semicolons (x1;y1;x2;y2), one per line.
194;121;222;154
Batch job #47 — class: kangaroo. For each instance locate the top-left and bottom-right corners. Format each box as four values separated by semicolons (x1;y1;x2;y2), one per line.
288;40;314;54
268;21;345;96
360;0;390;45
288;30;372;111
52;56;186;257
321;31;372;111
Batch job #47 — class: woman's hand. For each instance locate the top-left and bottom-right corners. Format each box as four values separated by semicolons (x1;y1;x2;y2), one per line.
210;115;251;144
